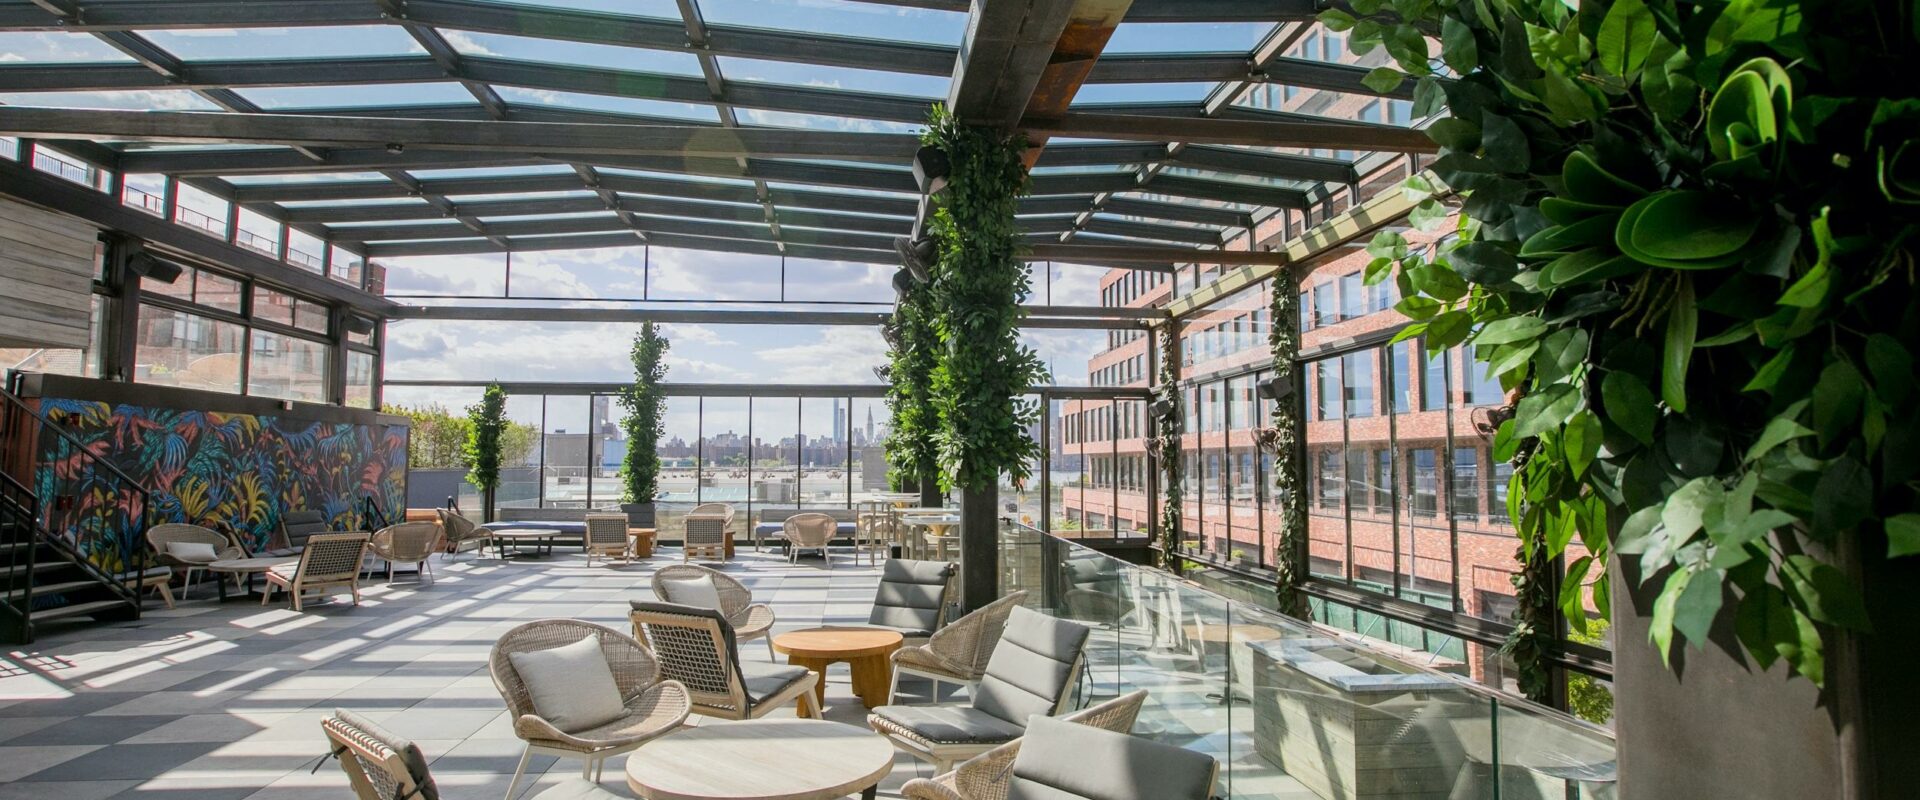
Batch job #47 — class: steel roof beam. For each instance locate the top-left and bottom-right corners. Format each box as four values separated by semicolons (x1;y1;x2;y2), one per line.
1021;111;1439;151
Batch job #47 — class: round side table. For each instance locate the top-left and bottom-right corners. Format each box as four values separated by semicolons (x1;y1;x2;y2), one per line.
771;627;903;709
624;718;894;800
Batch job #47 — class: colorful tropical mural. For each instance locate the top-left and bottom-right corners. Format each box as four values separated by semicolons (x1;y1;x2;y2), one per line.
33;398;407;564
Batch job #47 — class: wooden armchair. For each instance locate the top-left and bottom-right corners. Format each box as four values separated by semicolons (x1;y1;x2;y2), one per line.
652;564;776;659
368;522;440;584
682;502;734;562
262;532;371;610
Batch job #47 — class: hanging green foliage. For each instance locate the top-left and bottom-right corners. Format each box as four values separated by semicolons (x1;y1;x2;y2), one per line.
616;322;670;504
885;282;940;489
1266;285;1308;618
1153;324;1184;572
464;382;507;515
921;105;1049;492
1335;0;1920;690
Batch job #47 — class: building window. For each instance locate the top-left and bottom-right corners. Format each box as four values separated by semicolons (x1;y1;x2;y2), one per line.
1409;448;1438;517
1314;283;1338;325
1390;343;1411;413
1452;447;1480;522
1316;361;1343;421
1339;272;1365;320
1317;450;1342;509
1463;343;1504;406
346;351;375;409
1490;460;1515;523
1343;351;1374;418
1421;344;1448;411
1345;448;1369;511
247;330;329;404
1299;290;1314;331
1373;449;1393;513
135;304;245;393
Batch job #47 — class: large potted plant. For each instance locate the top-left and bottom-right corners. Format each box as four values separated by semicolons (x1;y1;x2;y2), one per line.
1338;0;1919;796
463;382;507;523
617;323;669;542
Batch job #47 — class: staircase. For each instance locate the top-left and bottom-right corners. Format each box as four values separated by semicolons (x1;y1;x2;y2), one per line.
0;377;151;643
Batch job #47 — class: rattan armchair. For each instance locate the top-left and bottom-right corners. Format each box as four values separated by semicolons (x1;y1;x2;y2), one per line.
489;619;693;800
262;532;371;611
322;708;626;800
147;522;244;599
899;690;1150;800
682;502;734;562
368;522;440;584
435;508;488;561
652;564;776;659
890;590;1027;704
584;513;631;566
630;601;820;720
782;511;837;567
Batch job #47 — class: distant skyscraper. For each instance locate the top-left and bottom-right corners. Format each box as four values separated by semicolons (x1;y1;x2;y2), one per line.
832;398;846;443
866;408;875;443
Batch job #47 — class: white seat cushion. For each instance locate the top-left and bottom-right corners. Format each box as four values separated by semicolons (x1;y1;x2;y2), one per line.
507;635;626;733
166;541;219;563
658;575;723;611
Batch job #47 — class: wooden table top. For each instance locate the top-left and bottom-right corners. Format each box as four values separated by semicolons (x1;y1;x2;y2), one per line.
771;626;903;659
624;718;895;800
488;528;563;540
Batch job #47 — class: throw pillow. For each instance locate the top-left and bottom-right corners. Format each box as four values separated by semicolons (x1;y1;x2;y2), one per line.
658;575;723;611
166;541;219;563
506;634;626;733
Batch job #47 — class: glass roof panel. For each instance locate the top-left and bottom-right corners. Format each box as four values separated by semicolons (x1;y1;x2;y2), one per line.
698;0;967;46
763;182;912;199
0;32;135;63
495;86;720;122
599;168;756;187
440;191;597;202
1070;82;1216;104
716;57;948;98
405;165;580;179
139;27;426;60
1104;22;1271;54
238;83;480;109
490;0;682;18
227;172;391;184
280;196;435;208
1236;84;1418;127
476;212;617;224
1161;166;1317;190
444;32;704;75
0;90;220;111
736;108;922;133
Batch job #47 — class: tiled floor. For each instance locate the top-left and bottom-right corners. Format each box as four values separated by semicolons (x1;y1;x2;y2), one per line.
0;548;940;800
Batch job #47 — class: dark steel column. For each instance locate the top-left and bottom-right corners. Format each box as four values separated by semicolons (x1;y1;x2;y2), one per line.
960;483;998;612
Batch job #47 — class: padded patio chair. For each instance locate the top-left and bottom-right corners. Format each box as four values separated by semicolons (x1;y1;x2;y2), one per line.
259;509;330;557
868;606;1092;772
890;590;1027;704
321;708;629;800
629;600;821;720
262;532;372;611
869;558;959;639
583;513;631;566
435;508;489;561
147;522;244;599
369;522;440;584
488;619;692;800
682;502;734;562
899;690;1149;800
901;692;1213;800
652;564;776;660
781;511;838;567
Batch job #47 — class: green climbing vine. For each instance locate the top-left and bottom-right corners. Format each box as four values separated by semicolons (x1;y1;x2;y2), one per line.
463;381;506;521
1267;285;1308;618
1153;324;1184;572
884;279;940;491
1334;0;1920;692
921;106;1049;492
616;322;669;505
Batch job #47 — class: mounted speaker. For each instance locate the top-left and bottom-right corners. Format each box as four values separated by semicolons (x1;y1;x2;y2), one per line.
893;236;934;284
127;253;183;284
872;365;892;382
1257;374;1298;402
344;315;377;335
912;144;950;195
891;268;917;300
1150;397;1175;418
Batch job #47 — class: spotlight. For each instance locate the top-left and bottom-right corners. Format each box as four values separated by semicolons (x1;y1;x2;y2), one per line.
1256;375;1298;402
912;144;950;195
127;253;183;284
894;236;934;284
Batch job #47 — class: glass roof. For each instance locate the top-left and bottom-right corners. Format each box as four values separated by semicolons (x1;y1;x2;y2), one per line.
238;83;480;109
697;0;967;45
447;32;705;75
495;86;720;122
499;0;682;18
1104;22;1270;54
139;27;426;60
0;32;134;63
717;57;949;98
0;90;219;111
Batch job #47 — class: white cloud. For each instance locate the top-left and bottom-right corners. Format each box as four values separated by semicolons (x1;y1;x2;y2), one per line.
441;30;496;56
660;324;732;346
753;327;889;384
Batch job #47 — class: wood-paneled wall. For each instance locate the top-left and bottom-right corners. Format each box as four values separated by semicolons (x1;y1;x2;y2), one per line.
0;196;97;349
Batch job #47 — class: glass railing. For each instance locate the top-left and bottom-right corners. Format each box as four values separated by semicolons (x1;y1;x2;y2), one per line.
997;522;1617;800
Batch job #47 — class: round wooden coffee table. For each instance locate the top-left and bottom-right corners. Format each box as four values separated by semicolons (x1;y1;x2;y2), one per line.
207;556;299;602
771;627;903;709
624;718;894;800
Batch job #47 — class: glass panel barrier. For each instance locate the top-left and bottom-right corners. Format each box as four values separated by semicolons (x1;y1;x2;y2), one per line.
999;521;1615;800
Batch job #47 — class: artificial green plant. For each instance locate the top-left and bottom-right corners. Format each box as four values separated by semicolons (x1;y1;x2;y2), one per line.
884;281;940;494
1153;324;1184;572
1266;286;1309;617
1330;0;1919;692
616;322;670;505
463;381;507;521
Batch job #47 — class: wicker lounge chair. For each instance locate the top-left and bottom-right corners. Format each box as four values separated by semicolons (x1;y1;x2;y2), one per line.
583;513;630;566
869;558;959;639
869;606;1091;771
262;532;371;611
321;708;628;800
368;522;440;584
629;600;821;720
488;619;692;800
147;522;244;599
890;590;1027;703
782;511;838;567
435;508;488;560
681;503;734;562
899;690;1149;800
259;509;330;557
651;564;776;660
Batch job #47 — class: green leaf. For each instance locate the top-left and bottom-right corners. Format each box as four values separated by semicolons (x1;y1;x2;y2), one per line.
1480;112;1530;173
1440;16;1479;73
1426;118;1481;151
1362;66;1406;94
1811;360;1865;447
1744;413;1813;463
1409;263;1468;302
1663;277;1696;412
1596;0;1657;76
1560;555;1593;622
1781;554;1871;631
1485;340;1541;382
1564;410;1603;479
1317;8;1358;31
1695;323;1755;347
1367;231;1409;260
1409;199;1448;232
1626;191;1763;264
1735;583;1795;671
1718;509;1796;552
1449;241;1519;284
1475;315;1547;346
1602;370;1657;445
1663;477;1721;543
1706;65;1782;162
1650;568;1692;665
1864;334;1915;406
1742;343;1796;393
1778;262;1831;309
1673;568;1725;648
1615;503;1665;554
1811;455;1873;535
1412;76;1445;118
1426;310;1473;348
1514;383;1581;439
1887;514;1920;558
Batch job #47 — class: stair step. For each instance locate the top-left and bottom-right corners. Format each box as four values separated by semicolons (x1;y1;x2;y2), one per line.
0;561;69;578
2;578;104;601
31;599;131;623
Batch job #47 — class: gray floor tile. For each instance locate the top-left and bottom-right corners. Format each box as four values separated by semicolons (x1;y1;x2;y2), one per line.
17;742;227;782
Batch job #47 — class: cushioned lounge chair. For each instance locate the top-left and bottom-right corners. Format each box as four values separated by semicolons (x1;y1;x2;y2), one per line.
629;600;820;720
682;503;733;562
899;690;1150;800
869;558;959;639
651;564;776;660
262;532;371;611
890;590;1027;703
147;522;243;599
903;692;1214;800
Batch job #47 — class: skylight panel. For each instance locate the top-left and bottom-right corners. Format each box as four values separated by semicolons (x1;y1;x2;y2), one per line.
445;32;704;76
140;27;426;60
493;0;682;18
0;32;135;63
699;0;966;46
227;172;392;185
238;83;479;109
735;108;921;134
406;165;581;179
495;86;721;123
1104;22;1271;54
1070;82;1216;105
0;90;218;111
717;57;948;98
